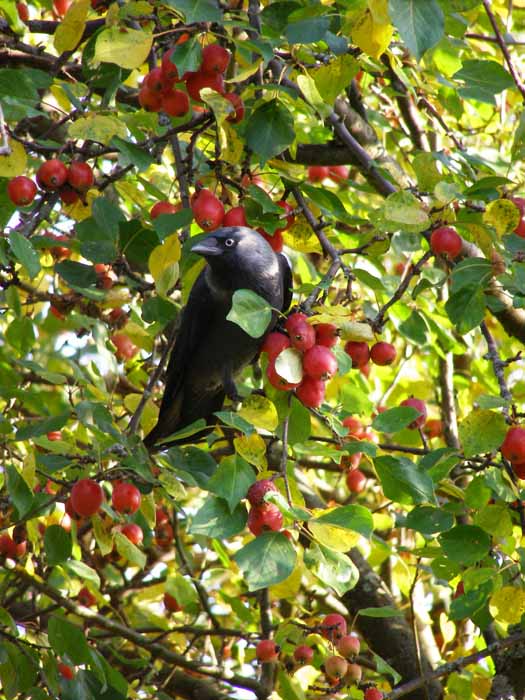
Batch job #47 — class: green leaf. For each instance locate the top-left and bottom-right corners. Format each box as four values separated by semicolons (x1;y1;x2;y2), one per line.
358;606;404;618
0;640;38;699
189;497;247;538
5;465;33;519
449;580;492;621
275;347;303;383
55;260;98;290
453;60;514;105
458;409;507;458
5;316;35;355
405;506;454;535
301;183;353;223
110;136;154;172
153;209;194;241
247;185;282;214
374;455;435;505
372;406;420;433
208;454;255;512
439;525;491;566
92;196;125;239
16;413;70;440
75;216;118;264
226;289;273;338
48;615;91;664
380;191;430;233
285;16;330;44
474;504;513;538
398;310;429;345
312;54;359;105
450;258;493;293
44;524;72;566
304;543;359;596
63;560;101;587
372;652;402;685
9;231;41;280
312;504;373;538
445;286;486;334
388;0;444;60
114;532;147;569
288;396;311;445
245;99;295;165
165;0;222;23
234;531;297;591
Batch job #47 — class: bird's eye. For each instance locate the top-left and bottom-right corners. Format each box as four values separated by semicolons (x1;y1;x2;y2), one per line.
224;238;235;248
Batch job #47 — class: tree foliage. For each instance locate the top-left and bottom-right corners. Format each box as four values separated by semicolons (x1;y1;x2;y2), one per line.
2;1;525;699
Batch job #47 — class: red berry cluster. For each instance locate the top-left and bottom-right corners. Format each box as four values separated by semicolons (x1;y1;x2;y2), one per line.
246;479;283;535
501;426;525;478
307;165;350;185
344;340;397;373
139;43;244;122
262;314;339;408
7;160;94;209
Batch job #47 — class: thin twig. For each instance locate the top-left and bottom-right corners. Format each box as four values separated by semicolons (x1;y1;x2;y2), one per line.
482;0;525;101
480;320;512;420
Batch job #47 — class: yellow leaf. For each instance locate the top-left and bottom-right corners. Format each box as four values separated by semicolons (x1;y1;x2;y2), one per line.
62;188;97;221
309;520;361;551
339;320;374;342
226;59;263;83
122;321;154;351
270;554;303;598
234;433;268;468
54;0;90;53
23;452;36;489
483;199;520;236
489;586;525;624
123;394;158;435
439;612;456;646
283;214;322;253
472;676;492;699
0;139;27;177
239;395;278;432
352;7;393;59
94;26;153;70
69;113;127;144
220;123;245;165
148;234;181;298
202;89;231;127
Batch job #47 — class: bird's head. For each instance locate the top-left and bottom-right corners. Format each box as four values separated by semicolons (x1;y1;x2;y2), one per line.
191;227;278;281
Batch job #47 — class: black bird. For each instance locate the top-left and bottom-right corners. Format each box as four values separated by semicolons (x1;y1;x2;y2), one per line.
143;226;292;449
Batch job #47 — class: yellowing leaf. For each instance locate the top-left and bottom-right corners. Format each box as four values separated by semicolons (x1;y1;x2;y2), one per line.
234;433;268;468
94;27;153;70
283;214;322;253
239;395;278;432
297;73;331;117
0;139;27;177
202;89;231;127
369;0;389;24
226;59;262;83
69;114;127;144
472;676;492;699
121;321;153;351
54;0;90;53
339;320;374;342
483;199;520;236
124;394;158;434
312;54;360;105
270;555;303;598
62;189;97;221
309;520;360;551
220;123;245;165
148;234;181;298
352;7;393;59
489;586;525;624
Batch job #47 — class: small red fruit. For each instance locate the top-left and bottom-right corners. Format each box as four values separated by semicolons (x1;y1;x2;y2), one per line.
346;468;366;493
36;159;68;190
364;688;383;700
344;341;370;368
453;581;465;599
296;376;325;408
511;197;525;237
112;482;141;514
162;89;190;117
256;639;280;663
53;0;70;16
346;663;362;682
294;645;314;664
111;333;139;361
71;478;104;517
0;534;17;558
501;426;525;463
285;313;315;352
65;496;82;521
258;228;283;253
424;419;443;439
308;165;330;183
57;662;75;680
430;226;462;259
315;323;338;348
59;185;79;205
78;587;97;607
156;507;169;526
337;634;360;658
267;361;300;391
7;176;37;206
138;86;162;112
324;655;348;680
400;397;427;429
223;206;247;227
144;67;164;93
47;431;62;441
370;341;397;366
121;523;143;545
342;416;364;438
161;48;179;81
201;44;231;74
17;2;29;21
247;503;283;536
261;332;291;361
45;232;71;260
328;165;349;183
67;161;94;192
185;70;225;102
155;522;174;548
247;479;278;506
164;592;182;612
513;461;525;479
320;613;347;642
224;92;245;123
302;345;338;380
151;201;179;219
192;189;225;231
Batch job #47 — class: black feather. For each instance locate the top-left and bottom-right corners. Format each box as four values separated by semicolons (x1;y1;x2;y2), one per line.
144;227;292;449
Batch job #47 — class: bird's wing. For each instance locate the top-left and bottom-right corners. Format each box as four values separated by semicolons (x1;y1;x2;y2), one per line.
278;252;293;312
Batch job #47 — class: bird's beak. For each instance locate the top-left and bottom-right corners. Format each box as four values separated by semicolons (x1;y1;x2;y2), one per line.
191;238;222;257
